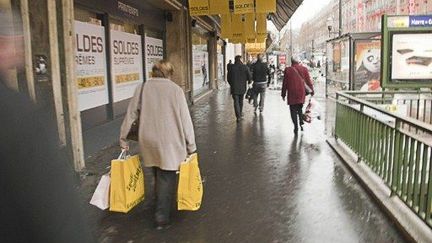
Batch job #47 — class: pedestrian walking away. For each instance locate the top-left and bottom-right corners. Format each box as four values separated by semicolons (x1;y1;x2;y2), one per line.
119;60;197;229
250;54;270;113
281;57;314;135
227;55;252;122
227;59;233;74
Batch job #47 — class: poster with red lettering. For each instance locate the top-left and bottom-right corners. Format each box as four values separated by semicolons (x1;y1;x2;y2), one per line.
110;30;143;102
74;21;109;111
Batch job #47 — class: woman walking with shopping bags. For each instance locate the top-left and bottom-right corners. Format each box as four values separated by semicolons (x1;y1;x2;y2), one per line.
119;60;197;229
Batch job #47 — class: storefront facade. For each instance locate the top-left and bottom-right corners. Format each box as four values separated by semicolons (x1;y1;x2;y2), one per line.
73;1;166;130
6;0;225;171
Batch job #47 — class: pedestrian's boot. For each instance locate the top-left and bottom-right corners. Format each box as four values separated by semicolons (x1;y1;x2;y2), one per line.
155;220;171;230
155;214;171;230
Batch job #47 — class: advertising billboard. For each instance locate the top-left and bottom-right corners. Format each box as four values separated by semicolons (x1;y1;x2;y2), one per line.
332;42;341;72
391;33;432;80
381;15;432;88
354;39;381;91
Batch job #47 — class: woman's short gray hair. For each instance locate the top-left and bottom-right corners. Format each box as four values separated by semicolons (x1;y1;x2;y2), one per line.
152;60;174;78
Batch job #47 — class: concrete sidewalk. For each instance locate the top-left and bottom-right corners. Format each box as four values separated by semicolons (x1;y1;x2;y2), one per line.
80;87;406;243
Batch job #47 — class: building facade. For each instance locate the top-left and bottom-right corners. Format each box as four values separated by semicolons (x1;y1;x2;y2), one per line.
294;0;432;58
3;0;229;171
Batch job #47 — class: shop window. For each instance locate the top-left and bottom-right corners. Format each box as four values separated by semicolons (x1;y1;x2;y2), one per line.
192;31;210;96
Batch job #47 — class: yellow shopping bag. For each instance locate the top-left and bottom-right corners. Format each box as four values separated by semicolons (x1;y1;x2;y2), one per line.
177;153;203;211
109;150;145;213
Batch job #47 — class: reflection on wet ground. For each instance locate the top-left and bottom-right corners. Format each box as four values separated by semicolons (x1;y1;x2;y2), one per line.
87;86;405;243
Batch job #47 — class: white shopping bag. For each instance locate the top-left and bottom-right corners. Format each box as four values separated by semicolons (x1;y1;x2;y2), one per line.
90;174;110;210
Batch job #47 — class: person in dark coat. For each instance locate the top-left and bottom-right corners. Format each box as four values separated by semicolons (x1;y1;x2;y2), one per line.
227;59;233;73
281;57;314;135
250;54;270;112
227;55;252;121
0;8;93;242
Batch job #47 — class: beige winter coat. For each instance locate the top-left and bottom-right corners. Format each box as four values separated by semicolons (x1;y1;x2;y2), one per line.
119;78;196;171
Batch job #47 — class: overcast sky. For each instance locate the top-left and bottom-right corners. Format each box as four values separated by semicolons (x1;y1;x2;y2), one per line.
268;0;333;32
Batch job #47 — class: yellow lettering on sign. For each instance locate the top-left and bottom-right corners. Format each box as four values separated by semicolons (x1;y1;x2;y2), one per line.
256;0;276;13
189;0;210;16
233;0;254;14
209;0;229;15
77;76;105;89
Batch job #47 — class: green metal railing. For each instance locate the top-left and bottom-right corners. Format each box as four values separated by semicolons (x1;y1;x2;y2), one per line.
335;91;432;227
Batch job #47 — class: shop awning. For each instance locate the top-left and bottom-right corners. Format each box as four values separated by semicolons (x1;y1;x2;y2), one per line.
270;0;303;31
152;0;303;32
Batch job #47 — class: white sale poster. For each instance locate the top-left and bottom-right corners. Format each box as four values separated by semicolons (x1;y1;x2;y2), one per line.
110;30;144;102
144;36;164;80
74;21;109;111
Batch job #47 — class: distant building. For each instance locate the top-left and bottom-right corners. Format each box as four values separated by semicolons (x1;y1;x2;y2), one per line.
294;0;432;57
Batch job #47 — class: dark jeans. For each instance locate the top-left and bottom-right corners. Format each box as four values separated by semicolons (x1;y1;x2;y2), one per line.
232;94;244;118
152;167;177;223
289;104;304;131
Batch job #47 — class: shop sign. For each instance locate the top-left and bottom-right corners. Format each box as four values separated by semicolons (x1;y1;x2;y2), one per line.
409;15;432;27
245;42;266;53
144;36;164;80
74;21;109;111
387;16;409;28
189;0;210;16
118;1;139;17
233;0;254;14
220;14;232;39
110;30;143;102
209;0;229;15
243;13;255;41
231;14;244;42
256;13;267;41
255;0;276;13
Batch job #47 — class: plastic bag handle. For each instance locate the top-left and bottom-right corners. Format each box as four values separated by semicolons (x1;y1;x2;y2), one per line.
117;149;129;160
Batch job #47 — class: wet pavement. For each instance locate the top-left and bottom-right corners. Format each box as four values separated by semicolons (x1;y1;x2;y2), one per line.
81;84;406;243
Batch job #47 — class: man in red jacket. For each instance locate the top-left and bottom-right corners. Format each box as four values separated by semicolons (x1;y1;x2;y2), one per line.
281;57;314;135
